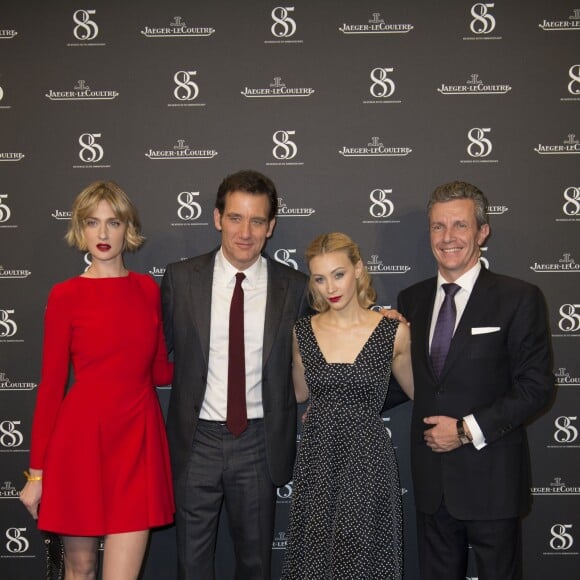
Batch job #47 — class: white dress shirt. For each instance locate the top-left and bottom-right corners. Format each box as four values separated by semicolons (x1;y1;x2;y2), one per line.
199;249;268;421
429;262;487;449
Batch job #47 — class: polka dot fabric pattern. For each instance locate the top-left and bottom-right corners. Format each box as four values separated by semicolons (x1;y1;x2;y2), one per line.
282;315;403;579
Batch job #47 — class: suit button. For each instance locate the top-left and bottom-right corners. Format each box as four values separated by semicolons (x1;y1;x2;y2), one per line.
193;405;200;413
436;389;444;397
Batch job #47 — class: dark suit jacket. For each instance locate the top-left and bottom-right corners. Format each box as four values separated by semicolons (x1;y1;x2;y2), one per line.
161;248;309;505
398;267;553;520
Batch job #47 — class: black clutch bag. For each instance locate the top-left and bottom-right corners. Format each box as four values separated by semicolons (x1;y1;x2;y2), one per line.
43;532;64;580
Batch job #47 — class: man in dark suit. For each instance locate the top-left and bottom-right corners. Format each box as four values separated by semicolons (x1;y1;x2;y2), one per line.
397;181;554;580
161;170;309;579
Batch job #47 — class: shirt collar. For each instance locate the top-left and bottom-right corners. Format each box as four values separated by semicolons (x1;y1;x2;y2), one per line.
437;261;481;294
215;247;265;288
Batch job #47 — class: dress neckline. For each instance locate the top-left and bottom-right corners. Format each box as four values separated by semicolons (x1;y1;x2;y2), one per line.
78;271;133;280
308;315;385;366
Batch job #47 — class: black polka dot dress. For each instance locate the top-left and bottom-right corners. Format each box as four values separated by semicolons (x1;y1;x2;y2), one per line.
281;315;403;580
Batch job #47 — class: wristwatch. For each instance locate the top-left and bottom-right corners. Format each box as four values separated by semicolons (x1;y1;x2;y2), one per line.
456;419;471;445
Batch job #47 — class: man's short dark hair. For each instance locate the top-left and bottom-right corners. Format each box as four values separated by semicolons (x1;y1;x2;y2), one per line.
428;180;489;228
215;170;278;221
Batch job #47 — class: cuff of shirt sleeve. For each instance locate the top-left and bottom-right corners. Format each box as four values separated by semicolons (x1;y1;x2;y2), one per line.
464;414;486;450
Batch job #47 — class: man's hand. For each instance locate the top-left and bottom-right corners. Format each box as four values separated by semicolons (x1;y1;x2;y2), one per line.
378;308;409;325
423;415;462;452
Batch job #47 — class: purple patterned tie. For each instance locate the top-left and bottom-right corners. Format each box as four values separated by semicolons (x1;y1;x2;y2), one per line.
227;272;247;436
430;283;461;377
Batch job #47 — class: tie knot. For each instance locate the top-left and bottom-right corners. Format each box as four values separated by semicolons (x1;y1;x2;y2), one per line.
235;272;245;286
442;283;460;297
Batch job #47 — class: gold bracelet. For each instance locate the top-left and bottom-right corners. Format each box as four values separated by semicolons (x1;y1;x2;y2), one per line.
23;470;42;482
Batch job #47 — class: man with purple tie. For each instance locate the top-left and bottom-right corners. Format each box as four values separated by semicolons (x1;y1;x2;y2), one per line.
397;181;554;580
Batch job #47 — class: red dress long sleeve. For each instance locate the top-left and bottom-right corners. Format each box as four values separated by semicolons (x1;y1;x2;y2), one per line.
30;272;174;535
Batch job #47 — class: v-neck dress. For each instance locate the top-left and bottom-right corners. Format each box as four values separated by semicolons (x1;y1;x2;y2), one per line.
281;314;403;579
30;272;174;535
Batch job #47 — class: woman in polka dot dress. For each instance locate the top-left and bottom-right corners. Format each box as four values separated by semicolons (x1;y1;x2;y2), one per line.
281;232;414;580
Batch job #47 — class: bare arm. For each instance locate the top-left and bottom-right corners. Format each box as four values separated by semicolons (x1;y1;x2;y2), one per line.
391;322;414;400
19;468;43;519
292;329;309;403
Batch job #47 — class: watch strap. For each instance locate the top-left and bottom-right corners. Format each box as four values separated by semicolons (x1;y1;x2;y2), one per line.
456;418;471;445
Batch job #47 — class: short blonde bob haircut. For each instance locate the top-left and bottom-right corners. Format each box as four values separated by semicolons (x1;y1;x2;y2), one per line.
305;232;376;313
65;181;145;252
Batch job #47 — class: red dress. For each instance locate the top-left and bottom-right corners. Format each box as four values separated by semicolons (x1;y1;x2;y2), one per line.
30;272;174;535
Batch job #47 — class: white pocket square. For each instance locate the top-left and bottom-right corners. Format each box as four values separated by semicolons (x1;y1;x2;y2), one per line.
471;326;501;335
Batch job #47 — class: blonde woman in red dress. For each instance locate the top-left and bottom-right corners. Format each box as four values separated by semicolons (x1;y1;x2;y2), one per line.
19;181;174;580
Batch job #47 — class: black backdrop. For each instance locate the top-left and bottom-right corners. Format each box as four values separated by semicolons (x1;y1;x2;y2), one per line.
1;1;579;578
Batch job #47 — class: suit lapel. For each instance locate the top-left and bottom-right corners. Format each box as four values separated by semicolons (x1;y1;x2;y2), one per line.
262;258;289;369
189;252;216;366
440;268;496;379
415;280;438;379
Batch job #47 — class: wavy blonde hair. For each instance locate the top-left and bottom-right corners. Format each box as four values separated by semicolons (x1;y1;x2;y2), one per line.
65;181;145;252
305;232;376;313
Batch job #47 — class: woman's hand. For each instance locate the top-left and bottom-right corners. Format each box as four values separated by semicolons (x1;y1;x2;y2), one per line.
19;471;43;519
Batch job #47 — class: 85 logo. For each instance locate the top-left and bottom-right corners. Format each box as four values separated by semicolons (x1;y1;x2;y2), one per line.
271;7;296;38
369;189;394;218
78;133;104;163
467;128;493;158
0;195;11;223
177;191;202;221
277;481;293;501
563;187;580;216
558;304;580;332
5;528;30;554
174;71;199;101
0;420;24;448
272;131;298;160
73;9;99;41
274;249;298;270
370;68;396;99
554;416;578;444
0;309;17;338
549;524;574;551
568;64;580;95
469;3;496;34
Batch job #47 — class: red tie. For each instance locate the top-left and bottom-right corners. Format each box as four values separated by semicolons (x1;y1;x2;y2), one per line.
227;272;247;436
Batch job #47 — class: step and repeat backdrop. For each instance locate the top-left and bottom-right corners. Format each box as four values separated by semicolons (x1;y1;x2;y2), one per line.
1;1;578;578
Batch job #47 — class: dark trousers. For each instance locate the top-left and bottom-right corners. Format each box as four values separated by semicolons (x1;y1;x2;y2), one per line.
176;419;276;580
416;500;522;580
